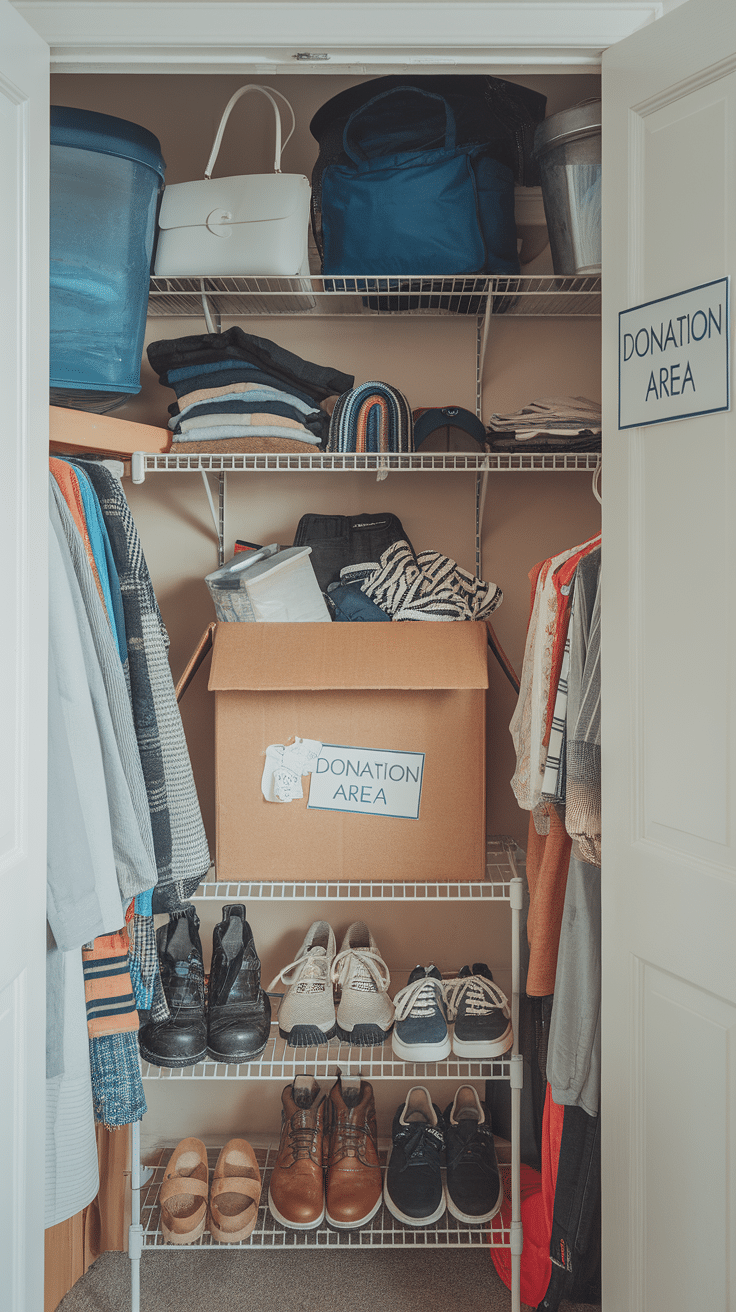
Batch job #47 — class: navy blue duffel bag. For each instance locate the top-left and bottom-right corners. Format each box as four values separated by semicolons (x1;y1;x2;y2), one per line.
317;85;520;277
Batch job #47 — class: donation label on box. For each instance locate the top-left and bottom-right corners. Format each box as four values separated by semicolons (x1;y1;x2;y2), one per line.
307;744;424;818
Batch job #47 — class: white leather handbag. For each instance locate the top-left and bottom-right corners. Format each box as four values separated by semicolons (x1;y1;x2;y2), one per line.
154;84;311;277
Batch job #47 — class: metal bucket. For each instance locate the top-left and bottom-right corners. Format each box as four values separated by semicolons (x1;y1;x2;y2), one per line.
533;101;601;276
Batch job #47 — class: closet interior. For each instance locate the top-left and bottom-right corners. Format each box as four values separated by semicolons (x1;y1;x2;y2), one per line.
48;64;602;1312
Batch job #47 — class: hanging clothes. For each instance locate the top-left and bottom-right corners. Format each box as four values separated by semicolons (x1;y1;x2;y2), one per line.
46;506;129;1228
545;545;602;1114
49;477;152;1134
524;806;573;997
50;483;157;905
510;533;600;831
73;461;129;664
71;459;211;911
49;457;107;610
511;536;600;997
46;450;210;1220
546;853;601;1115
565;549;601;864
507;531;603;1312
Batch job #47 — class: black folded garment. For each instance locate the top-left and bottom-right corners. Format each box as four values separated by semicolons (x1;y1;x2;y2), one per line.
487;432;602;454
148;326;354;405
293;511;413;593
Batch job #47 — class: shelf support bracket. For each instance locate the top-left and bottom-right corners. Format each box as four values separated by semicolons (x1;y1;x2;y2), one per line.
475;465;490;577
476;284;494;419
473;285;493;578
201;470;227;564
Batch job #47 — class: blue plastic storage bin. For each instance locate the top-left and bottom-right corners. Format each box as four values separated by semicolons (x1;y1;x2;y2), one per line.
50;107;165;412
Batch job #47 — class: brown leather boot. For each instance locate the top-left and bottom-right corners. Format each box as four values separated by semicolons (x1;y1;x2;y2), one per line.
268;1076;325;1229
324;1074;383;1228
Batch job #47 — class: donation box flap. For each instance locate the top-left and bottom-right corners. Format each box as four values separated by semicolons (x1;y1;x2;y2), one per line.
208;621;489;692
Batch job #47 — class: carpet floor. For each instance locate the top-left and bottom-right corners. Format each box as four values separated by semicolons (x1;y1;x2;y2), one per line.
58;1249;601;1312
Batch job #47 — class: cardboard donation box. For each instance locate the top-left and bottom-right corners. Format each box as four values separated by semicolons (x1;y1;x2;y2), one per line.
209;622;489;882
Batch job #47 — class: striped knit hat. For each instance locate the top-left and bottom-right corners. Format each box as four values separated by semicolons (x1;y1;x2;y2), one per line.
328;382;413;454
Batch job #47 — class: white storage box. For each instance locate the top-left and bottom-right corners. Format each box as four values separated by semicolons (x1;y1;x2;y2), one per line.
205;545;330;623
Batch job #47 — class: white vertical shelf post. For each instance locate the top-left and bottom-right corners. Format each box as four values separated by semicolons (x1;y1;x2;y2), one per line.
509;871;524;1312
218;471;226;564
129;1117;143;1312
474;289;492;577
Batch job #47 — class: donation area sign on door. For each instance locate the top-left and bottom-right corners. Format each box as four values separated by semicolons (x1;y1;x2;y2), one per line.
618;277;729;428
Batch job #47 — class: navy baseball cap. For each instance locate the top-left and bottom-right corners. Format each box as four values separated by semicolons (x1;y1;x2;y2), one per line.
412;406;486;452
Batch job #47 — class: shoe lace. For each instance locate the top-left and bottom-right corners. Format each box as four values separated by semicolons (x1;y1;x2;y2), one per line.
267;945;329;994
398;1121;443;1170
443;973;510;1021
288;1112;321;1161
330;947;391;994
331;1116;370;1157
392;973;444;1021
450;1122;491;1171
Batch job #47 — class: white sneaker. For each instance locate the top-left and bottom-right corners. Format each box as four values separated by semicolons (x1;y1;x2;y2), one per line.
331;921;394;1047
268;921;336;1047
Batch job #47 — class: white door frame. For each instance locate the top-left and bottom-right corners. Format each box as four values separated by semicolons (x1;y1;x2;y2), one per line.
0;3;49;1310
14;1;660;76
602;2;736;1308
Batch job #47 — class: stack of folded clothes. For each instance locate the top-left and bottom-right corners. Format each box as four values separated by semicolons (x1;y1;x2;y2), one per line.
147;327;354;455
486;395;601;453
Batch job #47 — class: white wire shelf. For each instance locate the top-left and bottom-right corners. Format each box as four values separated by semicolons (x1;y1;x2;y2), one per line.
147;273;601;318
191;835;518;902
140;1143;509;1250
132;450;600;481
141;1030;511;1083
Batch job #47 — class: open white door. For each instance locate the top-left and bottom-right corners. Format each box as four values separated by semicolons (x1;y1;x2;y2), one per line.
602;2;736;1309
0;1;49;1308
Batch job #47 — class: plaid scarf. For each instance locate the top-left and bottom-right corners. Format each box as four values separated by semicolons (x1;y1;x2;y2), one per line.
82;929;147;1128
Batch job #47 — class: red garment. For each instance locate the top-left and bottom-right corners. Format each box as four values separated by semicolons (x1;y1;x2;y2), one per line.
489;1162;551;1306
489;1088;565;1307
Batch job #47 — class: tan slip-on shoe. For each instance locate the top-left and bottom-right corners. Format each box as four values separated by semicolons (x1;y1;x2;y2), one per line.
159;1137;209;1245
209;1138;262;1242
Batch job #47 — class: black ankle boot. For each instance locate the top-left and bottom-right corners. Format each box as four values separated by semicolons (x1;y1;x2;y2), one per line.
139;906;208;1068
207;904;271;1062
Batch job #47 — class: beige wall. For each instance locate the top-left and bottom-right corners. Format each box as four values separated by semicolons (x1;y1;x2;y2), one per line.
52;70;601;1140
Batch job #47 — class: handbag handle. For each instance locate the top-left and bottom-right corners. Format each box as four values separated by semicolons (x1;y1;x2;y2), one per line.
342;87;457;165
204;83;296;178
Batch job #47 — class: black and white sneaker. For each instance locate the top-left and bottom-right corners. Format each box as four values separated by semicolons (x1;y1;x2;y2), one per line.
391;965;450;1062
444;963;512;1058
443;1085;503;1223
383;1086;446;1226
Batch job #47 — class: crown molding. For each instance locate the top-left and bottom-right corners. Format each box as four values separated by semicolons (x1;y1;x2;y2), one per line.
12;2;663;74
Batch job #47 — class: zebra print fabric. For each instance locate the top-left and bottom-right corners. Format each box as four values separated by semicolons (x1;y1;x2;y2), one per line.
340;539;502;621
